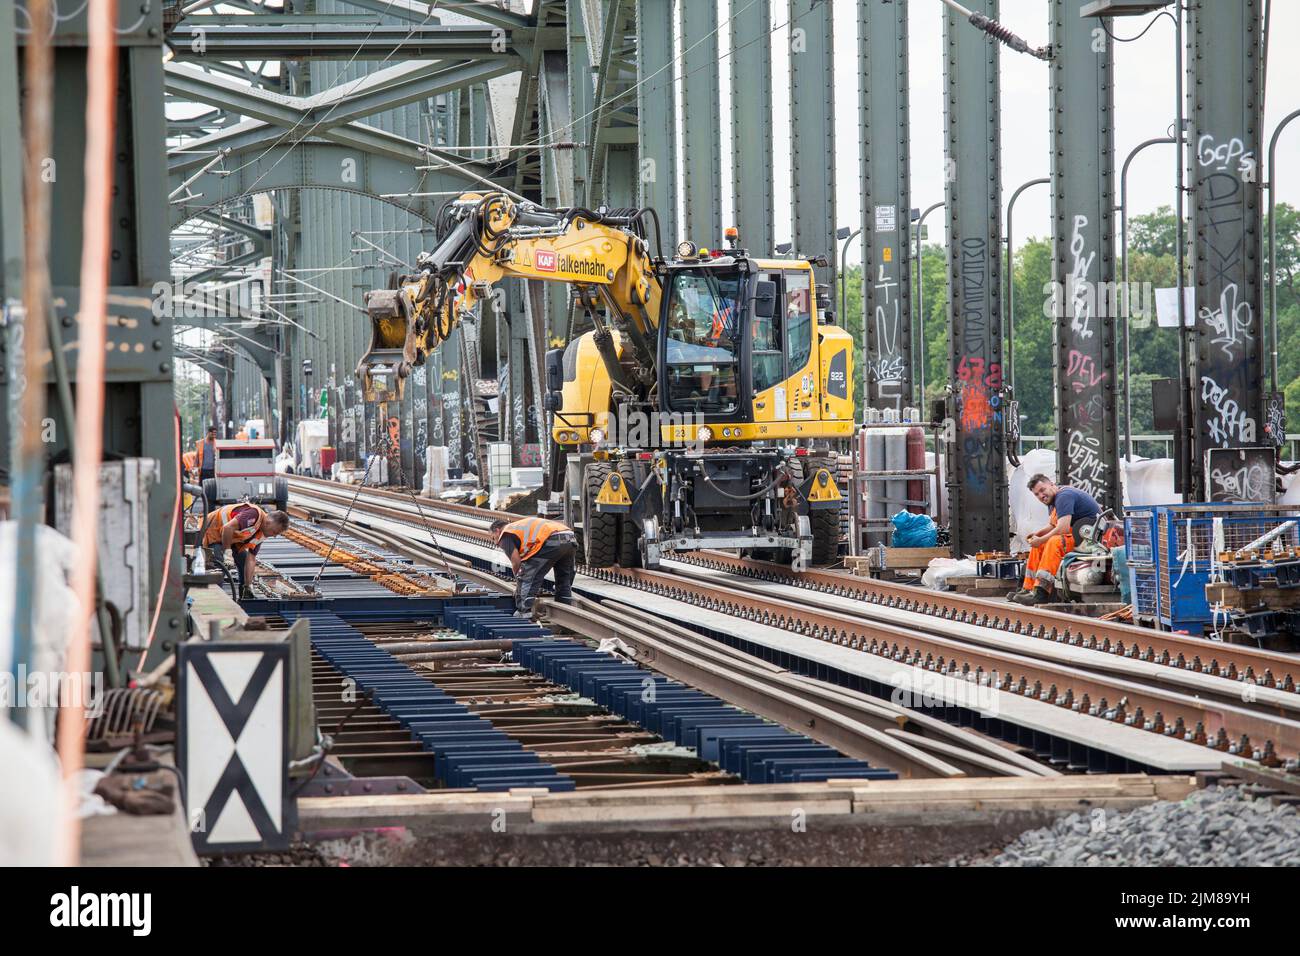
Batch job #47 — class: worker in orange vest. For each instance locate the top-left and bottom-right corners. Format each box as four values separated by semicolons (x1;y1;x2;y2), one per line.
195;425;217;485
490;516;577;618
201;503;290;599
1011;474;1101;605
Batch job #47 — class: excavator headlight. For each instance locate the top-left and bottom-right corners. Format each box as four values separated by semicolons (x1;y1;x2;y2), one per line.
697;426;714;443
589;427;605;446
676;240;698;259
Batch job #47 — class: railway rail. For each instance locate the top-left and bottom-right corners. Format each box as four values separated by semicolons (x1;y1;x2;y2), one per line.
284;476;1300;771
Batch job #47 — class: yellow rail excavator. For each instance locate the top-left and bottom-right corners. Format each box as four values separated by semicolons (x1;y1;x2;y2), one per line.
357;192;854;570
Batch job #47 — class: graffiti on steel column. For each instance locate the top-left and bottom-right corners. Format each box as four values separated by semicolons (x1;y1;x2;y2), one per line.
443;385;462;470
1200;376;1256;444
1067;215;1098;340
513;370;527;446
956;238;1000;494
1060;211;1109;500
871;262;905;414
1064;348;1109;498
1201;284;1254;362
411;366;428;482
340;406;355;460
1209;460;1270;502
1196;132;1260;449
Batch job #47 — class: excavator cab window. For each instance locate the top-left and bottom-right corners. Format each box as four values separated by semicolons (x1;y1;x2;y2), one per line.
752;276;784;393
784;271;813;374
662;269;743;415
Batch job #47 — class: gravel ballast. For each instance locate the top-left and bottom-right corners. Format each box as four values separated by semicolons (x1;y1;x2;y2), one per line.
985;785;1300;867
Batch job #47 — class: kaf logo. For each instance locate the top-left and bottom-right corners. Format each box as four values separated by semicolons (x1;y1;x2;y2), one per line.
535;249;557;273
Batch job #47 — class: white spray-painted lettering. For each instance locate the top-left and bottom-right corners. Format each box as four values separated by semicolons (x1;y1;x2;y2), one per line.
1201;376;1257;445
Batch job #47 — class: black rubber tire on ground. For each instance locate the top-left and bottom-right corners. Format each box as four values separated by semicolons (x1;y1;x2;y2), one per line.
202;478;218;511
614;459;642;568
582;462;619;568
804;454;842;566
274;476;289;513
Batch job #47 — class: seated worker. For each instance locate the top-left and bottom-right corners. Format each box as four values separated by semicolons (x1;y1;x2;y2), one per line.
1010;474;1101;605
490;516;577;619
201;503;290;599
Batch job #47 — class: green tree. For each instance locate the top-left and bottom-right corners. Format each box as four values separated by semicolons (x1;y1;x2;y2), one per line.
175;370;210;450
840;203;1300;439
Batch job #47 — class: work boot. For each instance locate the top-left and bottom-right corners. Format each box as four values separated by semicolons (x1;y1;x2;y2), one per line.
1012;586;1053;606
1006;588;1029;601
239;585;255;601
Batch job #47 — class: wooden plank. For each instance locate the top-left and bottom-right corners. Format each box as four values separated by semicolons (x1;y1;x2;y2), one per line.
847;547;951;573
292;773;1192;831
187;583;247;635
1207;581;1300;610
1220;760;1300;797
531;798;854;825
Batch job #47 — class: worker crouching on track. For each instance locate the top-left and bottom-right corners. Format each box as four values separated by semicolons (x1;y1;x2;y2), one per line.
1010;474;1101;606
201;503;290;599
490;516;577;618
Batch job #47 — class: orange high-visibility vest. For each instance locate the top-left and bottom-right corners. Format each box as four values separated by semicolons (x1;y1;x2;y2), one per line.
203;503;266;549
708;303;734;345
195;437;215;471
500;517;569;562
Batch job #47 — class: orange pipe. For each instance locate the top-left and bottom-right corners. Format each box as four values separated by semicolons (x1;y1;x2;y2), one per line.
57;0;119;867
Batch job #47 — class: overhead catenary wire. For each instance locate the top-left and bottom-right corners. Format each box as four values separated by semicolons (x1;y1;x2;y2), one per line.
181;0;444;215
936;0;1053;60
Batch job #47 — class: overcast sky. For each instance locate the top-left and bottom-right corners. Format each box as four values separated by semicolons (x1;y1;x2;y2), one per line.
709;0;1300;265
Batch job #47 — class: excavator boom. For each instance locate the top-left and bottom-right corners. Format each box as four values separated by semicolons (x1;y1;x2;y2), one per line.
356;193;660;400
354;191;853;572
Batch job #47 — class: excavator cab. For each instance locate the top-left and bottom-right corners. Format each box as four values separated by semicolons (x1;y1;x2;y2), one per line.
581;247;854;570
349;191;854;571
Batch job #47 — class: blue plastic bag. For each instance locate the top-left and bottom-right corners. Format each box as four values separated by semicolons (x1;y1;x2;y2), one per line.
891;510;937;548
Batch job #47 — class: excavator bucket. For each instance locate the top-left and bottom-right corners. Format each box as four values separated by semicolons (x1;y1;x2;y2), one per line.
356;289;410;402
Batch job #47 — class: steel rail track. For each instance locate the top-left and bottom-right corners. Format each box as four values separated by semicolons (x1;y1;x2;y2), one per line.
306;517;1059;780
287;476;1299;700
680;551;1300;697
551;597;1061;780
581;564;1297;766
287;478;1300;768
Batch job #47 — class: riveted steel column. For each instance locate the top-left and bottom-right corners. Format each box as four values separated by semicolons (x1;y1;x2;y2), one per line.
637;0;678;243
943;1;1007;553
1188;0;1267;499
1050;0;1118;510
538;51;574;342
568;0;594;206
730;0;774;253
681;0;723;246
789;0;837;293
859;0;912;416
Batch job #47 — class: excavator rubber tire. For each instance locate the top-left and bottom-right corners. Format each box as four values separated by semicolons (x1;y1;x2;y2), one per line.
582;461;619;568
614;459;642;568
805;454;843;566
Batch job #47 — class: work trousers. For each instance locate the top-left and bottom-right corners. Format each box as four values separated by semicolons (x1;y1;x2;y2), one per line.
515;534;577;615
208;541;259;592
1022;532;1074;591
